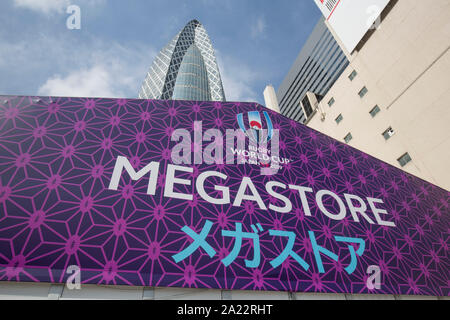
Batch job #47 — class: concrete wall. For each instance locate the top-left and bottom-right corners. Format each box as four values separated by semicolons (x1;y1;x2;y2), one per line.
0;282;447;300
263;85;281;113
307;0;450;191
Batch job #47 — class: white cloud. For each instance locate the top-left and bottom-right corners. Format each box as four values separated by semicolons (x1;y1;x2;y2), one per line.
1;9;261;102
33;40;263;102
13;0;106;14
0;30;155;98
216;53;262;103
251;16;266;39
36;41;155;98
39;49;265;103
39;66;119;98
13;0;70;14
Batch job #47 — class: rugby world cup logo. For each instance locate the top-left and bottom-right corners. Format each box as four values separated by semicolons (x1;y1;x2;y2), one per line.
237;111;274;145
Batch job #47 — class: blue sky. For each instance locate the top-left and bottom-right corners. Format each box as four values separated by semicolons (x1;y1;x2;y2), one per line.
0;0;321;104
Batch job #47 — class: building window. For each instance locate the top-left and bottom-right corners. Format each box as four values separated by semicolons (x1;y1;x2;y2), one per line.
370;105;381;118
349;70;357;81
398;153;412;167
301;96;314;119
335;114;343;124
328;97;335;107
358;87;368;98
382;127;395;140
344;133;353;144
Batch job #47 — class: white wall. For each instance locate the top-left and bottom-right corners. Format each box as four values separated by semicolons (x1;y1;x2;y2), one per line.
0;282;446;300
307;0;450;190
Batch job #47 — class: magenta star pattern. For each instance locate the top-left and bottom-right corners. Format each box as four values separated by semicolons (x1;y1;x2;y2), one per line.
0;96;448;296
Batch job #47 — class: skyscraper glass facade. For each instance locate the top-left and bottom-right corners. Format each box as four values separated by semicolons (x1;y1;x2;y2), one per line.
277;17;349;123
139;20;226;102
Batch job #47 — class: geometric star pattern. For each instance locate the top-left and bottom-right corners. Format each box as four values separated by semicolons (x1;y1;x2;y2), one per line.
0;96;448;296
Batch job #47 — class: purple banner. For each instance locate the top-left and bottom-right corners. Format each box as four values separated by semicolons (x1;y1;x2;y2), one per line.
0;96;448;296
